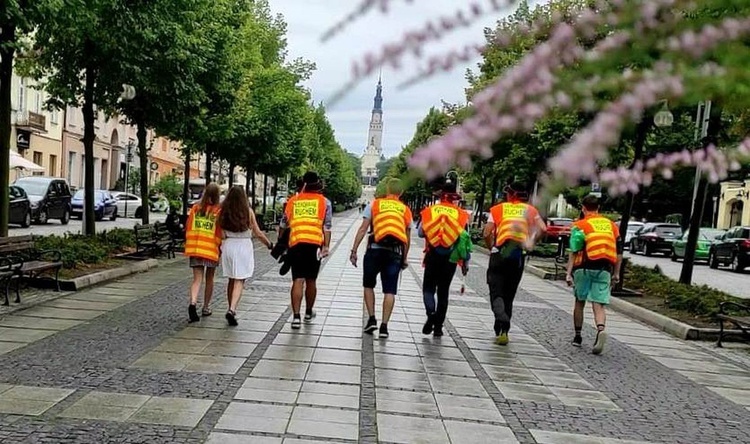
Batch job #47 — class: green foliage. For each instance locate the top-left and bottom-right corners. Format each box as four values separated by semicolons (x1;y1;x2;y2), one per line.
152;175;183;203
34;229;134;269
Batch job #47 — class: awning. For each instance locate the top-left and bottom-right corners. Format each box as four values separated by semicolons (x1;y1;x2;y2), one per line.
9;150;45;171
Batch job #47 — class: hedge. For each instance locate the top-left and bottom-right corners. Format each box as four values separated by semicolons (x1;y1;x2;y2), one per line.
34;229;135;269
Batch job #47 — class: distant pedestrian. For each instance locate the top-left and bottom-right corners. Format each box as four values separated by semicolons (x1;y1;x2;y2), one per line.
418;182;471;337
566;195;623;354
218;186;273;326
350;178;412;339
184;183;222;323
280;172;332;329
483;182;546;345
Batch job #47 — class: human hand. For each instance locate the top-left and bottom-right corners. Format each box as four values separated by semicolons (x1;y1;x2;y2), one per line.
565;274;574;287
321;246;329;258
349;250;358;267
268;242;274;251
401;260;408;270
461;263;469;276
611;274;620;286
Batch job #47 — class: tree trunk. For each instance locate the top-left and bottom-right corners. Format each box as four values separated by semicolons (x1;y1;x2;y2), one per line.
82;61;97;236
251;171;256;206
273;176;279;217
228;162;236;187
182;149;190;217
137;121;149;225
262;174;269;215
474;173;488;226
244;157;252;196
680;103;722;285
0;23;16;237
616;117;652;290
204;145;212;185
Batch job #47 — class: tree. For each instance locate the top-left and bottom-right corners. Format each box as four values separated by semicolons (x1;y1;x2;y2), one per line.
376;157;396;182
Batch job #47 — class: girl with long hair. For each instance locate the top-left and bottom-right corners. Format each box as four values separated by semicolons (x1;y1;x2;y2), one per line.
184;183;223;323
218;186;273;326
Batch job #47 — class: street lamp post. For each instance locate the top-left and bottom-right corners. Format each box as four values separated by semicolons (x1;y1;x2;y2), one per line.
124;140;134;218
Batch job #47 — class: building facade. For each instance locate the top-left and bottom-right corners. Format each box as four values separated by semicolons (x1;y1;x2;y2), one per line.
361;79;384;187
717;180;750;229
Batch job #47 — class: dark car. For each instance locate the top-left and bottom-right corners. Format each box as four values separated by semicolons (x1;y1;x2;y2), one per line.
8;185;31;228
630;223;682;256
71;190;118;221
13;176;71;225
709;226;750;272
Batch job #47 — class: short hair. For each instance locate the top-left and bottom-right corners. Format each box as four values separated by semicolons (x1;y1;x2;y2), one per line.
582;194;600;211
386;178;403;195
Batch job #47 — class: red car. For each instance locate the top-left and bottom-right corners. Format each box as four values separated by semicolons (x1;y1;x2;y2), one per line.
545;217;573;242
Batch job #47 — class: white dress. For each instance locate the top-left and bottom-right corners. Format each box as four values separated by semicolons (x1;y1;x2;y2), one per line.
221;230;255;279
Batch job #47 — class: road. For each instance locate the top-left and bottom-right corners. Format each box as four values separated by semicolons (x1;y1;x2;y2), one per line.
626;251;750;299
7;212;167;237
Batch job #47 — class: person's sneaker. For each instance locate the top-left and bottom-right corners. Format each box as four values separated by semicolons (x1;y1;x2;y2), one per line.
188;304;200;323
304;310;316;323
433;326;444;337
422;316;434;335
291;315;302;330
572;335;583;347
378;323;389;339
363;317;378;334
495;331;509;346
592;329;607;355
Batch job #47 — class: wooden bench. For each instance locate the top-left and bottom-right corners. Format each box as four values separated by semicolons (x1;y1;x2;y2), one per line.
716;301;750;347
0;235;63;304
135;223;176;258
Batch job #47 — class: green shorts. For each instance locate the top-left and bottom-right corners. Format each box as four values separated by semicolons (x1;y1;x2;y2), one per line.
573;269;611;305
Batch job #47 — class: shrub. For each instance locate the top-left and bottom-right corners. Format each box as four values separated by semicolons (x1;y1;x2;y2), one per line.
334;204;346;213
33;230;135;269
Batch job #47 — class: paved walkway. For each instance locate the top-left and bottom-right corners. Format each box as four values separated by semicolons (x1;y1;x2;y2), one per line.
0;212;749;443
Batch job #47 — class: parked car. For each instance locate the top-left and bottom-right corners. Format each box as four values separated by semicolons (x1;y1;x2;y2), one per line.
8;185;31;228
671;228;726;262
630;223;682;256
112;192;144;219
13;176;71;225
71;190;118;221
708;226;750;272
545;217;573;242
623;221;645;249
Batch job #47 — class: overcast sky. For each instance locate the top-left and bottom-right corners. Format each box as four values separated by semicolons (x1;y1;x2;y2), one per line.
270;0;512;159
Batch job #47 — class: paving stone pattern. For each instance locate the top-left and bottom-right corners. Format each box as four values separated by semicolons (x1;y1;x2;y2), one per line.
0;212;748;443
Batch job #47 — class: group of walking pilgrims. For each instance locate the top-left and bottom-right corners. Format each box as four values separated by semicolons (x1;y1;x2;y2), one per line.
184;172;623;355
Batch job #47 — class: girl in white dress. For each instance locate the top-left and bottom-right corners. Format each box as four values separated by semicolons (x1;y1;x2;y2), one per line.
218;186;273;326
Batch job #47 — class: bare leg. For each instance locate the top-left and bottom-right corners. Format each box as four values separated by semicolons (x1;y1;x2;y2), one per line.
227;280;235;307
229;279;245;312
382;294;395;324
189;267;204;305
203;267;215;309
592;303;607;329
304;279;317;312
291;279;305;315
364;287;376;317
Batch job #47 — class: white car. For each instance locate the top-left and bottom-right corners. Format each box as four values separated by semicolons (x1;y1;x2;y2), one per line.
112;192;144;219
624;221;645;248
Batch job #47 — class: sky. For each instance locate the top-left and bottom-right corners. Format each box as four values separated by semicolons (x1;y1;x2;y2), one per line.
269;0;510;159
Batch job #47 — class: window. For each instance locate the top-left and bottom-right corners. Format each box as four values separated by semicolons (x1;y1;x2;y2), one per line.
17;79;25;112
35;90;42;113
49;155;57;177
51;109;59;125
67;152;76;183
33;151;43;166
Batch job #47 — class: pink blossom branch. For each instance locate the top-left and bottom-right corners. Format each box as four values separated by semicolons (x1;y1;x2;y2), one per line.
397;43;487;90
321;0;416;43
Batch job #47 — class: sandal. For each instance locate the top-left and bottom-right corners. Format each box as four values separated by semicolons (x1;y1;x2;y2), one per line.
201;308;213;317
225;310;238;327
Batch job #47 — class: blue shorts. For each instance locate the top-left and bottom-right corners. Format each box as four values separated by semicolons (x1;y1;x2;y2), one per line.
363;248;402;295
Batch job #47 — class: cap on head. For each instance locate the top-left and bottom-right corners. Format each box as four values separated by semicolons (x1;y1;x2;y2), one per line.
581;194;600;212
301;171;323;192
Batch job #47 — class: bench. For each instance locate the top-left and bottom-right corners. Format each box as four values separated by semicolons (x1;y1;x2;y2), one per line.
716;301;750;347
135;223;176;258
0;235;63;304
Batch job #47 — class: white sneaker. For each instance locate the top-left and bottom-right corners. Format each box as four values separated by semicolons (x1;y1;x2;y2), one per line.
592;329;607;355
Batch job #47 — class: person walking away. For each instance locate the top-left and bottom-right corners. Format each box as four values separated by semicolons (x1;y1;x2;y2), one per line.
184;183;222;323
418;182;470;337
217;186;273;326
565;195;622;355
281;172;332;329
350;178;413;339
483;182;546;345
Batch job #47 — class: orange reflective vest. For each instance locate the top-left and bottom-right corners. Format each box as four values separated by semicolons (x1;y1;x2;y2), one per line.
184;204;222;262
420;202;469;248
573;215;619;267
489;202;537;247
371;196;411;245
286;193;327;247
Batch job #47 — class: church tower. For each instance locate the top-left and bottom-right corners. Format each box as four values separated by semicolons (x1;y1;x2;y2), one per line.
361;78;384;186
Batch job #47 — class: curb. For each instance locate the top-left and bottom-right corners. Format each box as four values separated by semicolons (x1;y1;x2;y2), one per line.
62;258;179;291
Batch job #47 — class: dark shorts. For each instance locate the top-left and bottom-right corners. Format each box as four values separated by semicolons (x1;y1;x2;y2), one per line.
363;248;402;295
289;243;322;280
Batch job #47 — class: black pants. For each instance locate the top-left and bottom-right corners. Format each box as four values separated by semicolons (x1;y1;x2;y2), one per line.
422;250;458;328
487;253;525;334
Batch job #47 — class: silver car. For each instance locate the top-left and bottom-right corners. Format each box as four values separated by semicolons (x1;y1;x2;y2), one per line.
623;221;645;249
111;192;145;219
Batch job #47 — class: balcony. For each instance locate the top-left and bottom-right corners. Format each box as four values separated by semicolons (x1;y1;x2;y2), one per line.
15;111;47;132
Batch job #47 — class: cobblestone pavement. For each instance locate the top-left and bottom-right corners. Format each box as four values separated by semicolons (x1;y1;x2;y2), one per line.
0;212;749;443
626;252;750;299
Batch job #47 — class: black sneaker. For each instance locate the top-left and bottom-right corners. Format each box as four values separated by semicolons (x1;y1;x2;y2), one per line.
433;326;444;337
379;323;389;339
304;310;316;323
364;317;378;334
188;304;200;323
291;315;302;330
422;316;434;335
572;335;583;347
